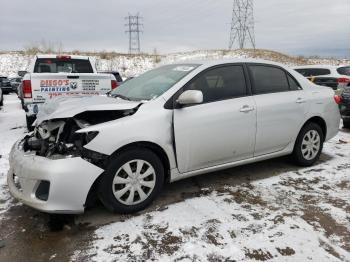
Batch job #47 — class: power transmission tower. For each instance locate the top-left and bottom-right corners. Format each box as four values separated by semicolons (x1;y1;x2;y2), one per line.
228;0;255;50
125;13;143;54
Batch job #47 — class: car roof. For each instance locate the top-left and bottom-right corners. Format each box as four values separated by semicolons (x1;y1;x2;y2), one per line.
36;54;89;60
178;58;286;66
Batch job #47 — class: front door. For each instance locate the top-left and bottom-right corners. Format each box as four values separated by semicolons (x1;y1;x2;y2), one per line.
173;65;257;173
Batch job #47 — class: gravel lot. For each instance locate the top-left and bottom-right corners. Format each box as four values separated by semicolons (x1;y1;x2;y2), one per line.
0;94;349;262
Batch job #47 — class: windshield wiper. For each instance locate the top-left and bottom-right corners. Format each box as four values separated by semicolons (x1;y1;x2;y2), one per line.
111;94;132;101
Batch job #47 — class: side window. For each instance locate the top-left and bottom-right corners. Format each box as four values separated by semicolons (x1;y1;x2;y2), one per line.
287;74;302;91
249;65;289;95
186;65;247;103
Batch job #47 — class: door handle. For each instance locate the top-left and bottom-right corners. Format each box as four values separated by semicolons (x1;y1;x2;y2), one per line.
240;105;255;113
296;98;306;104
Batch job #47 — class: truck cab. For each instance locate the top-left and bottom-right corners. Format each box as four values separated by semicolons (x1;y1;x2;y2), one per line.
22;55;118;130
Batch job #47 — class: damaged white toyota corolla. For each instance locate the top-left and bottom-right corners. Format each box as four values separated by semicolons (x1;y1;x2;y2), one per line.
8;59;341;214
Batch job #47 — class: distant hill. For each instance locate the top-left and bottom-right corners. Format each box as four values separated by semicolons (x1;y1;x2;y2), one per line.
0;49;349;78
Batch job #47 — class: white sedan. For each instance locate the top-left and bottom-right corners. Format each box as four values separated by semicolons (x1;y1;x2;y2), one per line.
8;59;341;214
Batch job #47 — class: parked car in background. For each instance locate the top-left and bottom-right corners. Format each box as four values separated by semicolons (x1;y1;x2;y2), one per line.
294;65;350;93
8;59;340;214
339;87;350;128
9;77;22;93
0;85;3;106
0;76;13;94
22;55;118;130
98;71;123;86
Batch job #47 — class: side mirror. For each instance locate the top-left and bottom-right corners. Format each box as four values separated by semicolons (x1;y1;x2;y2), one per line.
177;90;203;106
18;71;27;77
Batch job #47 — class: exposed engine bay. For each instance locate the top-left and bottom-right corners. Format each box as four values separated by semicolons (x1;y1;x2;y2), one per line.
23;109;138;166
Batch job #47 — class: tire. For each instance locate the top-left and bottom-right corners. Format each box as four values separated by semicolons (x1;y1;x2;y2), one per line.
26;115;36;131
343;119;350;129
0;94;3;106
292;122;324;167
98;148;164;214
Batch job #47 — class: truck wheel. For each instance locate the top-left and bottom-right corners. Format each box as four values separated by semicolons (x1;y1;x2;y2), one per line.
292;122;324;167
98;148;164;214
26;115;36;131
343;119;350;129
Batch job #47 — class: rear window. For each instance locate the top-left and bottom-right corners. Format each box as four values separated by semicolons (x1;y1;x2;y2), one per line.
337;66;350;76
34;58;93;73
295;68;330;77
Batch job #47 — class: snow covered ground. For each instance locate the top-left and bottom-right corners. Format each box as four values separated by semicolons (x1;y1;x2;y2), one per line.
77;130;350;261
0;95;26;215
0;96;349;261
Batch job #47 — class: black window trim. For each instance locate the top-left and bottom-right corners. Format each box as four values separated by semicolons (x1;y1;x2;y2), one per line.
164;63;252;109
247;63;302;95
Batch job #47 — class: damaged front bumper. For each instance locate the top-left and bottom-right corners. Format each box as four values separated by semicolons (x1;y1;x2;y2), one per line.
7;139;104;214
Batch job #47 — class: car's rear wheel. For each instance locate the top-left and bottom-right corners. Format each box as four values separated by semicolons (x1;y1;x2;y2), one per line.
292;122;324;166
98;148;164;213
343;119;350;129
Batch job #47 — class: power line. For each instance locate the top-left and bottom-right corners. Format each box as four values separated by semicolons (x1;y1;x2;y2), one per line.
125;13;143;54
229;0;255;50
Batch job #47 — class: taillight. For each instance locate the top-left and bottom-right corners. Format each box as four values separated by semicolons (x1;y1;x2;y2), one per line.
22;80;32;98
111;80;118;90
334;95;341;105
337;77;350;84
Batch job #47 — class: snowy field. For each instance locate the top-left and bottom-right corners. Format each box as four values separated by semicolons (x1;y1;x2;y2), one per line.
1;50;349;79
0;94;349;261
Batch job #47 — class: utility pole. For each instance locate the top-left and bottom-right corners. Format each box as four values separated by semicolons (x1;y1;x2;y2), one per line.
228;0;255;50
125;13;143;54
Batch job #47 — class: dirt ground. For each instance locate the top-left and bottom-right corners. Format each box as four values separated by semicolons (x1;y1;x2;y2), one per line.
0;95;349;262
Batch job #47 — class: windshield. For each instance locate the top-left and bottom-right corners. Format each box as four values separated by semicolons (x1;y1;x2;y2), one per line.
110;64;199;101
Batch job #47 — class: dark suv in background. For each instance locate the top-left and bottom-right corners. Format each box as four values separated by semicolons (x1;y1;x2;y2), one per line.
0;76;13;94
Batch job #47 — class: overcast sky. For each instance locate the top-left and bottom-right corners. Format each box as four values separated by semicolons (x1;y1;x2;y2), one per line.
1;0;349;57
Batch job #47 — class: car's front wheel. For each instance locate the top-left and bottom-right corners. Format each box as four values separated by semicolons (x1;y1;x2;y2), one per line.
292;122;324;166
98;148;164;213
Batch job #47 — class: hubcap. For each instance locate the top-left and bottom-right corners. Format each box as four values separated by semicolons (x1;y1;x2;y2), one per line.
301;130;321;160
112;160;156;205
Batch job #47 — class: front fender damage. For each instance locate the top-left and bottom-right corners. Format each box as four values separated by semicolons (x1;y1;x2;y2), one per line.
24;107;140;169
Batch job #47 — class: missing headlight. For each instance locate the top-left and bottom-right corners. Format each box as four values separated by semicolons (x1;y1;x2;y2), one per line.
85;131;99;145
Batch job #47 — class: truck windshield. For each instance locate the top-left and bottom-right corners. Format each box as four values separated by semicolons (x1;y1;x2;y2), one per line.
34;58;93;73
111;64;199;101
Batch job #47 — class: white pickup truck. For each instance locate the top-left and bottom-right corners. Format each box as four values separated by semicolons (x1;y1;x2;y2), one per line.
22;55;118;130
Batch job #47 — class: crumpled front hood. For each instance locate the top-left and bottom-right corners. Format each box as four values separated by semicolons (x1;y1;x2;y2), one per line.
36;95;141;125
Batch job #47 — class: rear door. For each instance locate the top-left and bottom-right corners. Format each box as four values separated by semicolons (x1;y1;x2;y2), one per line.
174;64;256;173
30;57;112;103
248;64;309;156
